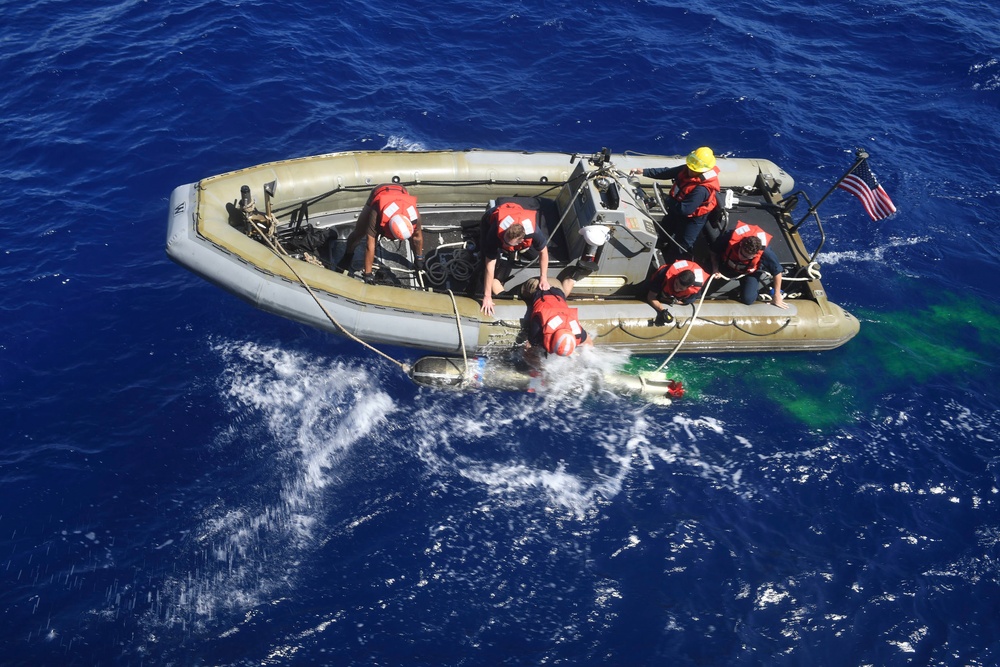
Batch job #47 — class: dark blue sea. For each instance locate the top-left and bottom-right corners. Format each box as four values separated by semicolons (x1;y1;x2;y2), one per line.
3;1;1000;665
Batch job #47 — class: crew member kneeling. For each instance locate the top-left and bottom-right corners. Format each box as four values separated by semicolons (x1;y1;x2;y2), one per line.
710;222;788;309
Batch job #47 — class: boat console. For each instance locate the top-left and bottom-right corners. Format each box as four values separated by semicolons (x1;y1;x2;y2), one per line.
554;158;660;295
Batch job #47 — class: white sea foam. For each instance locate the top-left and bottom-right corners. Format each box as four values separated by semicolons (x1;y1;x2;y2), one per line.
143;340;393;634
381;135;426;152
410;346;752;520
816;235;930;266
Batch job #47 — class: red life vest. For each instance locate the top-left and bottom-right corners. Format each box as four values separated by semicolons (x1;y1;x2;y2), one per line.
491;202;537;253
721;223;772;275
663;259;707;299
371;184;419;240
532;293;583;356
670;166;721;218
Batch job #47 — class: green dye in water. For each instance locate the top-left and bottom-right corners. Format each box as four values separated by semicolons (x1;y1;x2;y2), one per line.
625;294;998;429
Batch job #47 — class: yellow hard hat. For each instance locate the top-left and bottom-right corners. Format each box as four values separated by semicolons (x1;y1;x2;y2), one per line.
686;147;716;173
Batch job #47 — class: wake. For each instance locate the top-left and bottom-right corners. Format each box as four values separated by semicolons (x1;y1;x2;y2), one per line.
817;234;929;266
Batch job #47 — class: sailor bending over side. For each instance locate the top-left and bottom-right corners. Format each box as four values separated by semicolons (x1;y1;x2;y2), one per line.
645;258;708;325
521;277;591;365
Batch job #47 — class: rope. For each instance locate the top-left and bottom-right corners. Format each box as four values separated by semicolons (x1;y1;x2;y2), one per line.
252;221;411;374
446;289;470;379
596;322;677;341
731;318;792;336
599;271;786;370
781;261;822;282
653;274;717;372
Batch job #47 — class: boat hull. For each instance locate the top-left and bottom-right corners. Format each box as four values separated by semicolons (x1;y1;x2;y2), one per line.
166;148;859;356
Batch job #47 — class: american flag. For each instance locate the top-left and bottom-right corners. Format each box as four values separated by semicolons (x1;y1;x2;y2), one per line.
837;157;896;221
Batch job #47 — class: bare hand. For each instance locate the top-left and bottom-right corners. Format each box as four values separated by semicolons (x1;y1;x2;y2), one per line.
773;295;789;309
539;277;552;292
480;295;495;316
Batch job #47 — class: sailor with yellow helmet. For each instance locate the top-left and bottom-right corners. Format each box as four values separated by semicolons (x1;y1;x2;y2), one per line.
631;146;721;258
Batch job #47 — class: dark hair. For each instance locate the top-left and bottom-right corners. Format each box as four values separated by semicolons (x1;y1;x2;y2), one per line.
739;236;762;254
675;270;696;288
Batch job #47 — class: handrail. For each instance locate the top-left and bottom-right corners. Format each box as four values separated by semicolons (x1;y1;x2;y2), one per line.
780;189;827;264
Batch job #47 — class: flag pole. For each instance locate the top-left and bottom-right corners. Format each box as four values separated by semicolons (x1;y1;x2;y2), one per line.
790;148;868;232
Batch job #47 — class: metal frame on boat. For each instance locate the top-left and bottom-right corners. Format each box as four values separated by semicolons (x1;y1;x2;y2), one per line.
166;148;859;357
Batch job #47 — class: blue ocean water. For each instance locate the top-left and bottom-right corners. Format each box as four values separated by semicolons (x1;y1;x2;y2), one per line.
2;0;1000;664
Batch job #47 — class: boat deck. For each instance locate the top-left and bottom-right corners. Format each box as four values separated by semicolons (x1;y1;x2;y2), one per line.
277;191;813;306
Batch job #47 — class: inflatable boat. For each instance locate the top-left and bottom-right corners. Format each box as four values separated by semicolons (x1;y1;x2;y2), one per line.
166;147;859;357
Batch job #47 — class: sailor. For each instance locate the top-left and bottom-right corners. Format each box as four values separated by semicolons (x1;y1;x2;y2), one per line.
631;146;721;257
710;221;788;309
645;258;708;325
337;184;424;283
479;199;551;316
521;277;590;360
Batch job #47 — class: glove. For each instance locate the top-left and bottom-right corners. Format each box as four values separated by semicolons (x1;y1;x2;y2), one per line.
414;255;425;271
655;309;674;327
362;272;375;285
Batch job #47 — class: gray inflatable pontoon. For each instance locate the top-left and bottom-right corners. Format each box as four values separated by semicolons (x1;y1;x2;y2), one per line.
166;147;859;356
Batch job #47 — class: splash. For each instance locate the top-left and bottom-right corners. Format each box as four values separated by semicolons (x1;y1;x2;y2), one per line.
409;346;745;518
140;340;394;635
411;347;652;520
530;345;637;400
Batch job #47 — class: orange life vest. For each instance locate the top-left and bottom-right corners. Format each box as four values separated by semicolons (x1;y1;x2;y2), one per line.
721;223;772;275
670;166;721;218
663;259;707;299
371;184;419;240
491;202;537;253
531;293;583;355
